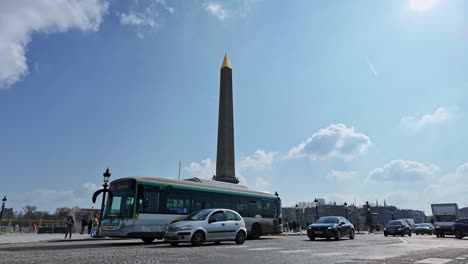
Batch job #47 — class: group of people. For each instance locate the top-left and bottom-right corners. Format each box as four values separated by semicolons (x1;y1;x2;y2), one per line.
63;215;100;239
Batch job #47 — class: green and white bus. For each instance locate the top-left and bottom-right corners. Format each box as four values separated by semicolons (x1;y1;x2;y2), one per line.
101;176;282;243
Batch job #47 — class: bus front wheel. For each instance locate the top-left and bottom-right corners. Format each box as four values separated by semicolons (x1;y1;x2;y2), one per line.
141;238;155;243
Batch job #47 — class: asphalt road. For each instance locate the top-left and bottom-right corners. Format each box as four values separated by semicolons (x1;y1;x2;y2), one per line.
0;233;467;264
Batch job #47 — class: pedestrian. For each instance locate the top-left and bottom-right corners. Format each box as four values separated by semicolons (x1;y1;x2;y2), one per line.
81;218;87;234
64;215;75;239
87;219;92;235
33;223;37;234
91;216;99;237
292;221;297;233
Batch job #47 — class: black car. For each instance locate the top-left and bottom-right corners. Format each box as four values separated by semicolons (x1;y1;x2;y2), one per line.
384;220;412;237
452;218;468;239
307;216;355;241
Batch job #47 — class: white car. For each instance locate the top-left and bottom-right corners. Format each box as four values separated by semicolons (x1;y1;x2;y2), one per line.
164;208;247;247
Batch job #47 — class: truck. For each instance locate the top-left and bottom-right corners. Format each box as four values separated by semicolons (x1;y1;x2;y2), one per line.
431;203;459;237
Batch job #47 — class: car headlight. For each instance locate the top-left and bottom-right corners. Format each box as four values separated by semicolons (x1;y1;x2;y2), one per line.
327;226;332;229
397;228;402;231
179;225;193;230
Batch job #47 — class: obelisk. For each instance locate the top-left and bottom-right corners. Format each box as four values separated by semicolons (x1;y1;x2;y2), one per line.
215;54;239;184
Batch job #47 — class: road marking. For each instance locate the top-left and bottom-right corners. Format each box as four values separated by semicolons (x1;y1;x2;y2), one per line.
279;250;312;253
415;258;453;264
222;245;248;249
399;237;408;244
314;252;355;257
245;247;280;251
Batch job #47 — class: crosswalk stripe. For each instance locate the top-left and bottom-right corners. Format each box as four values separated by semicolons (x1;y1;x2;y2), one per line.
279;250;312;253
245;247;280;251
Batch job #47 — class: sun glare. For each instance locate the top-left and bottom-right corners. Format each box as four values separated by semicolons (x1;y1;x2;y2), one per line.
409;0;439;12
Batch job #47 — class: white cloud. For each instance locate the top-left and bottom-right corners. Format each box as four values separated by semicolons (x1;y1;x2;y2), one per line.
400;107;456;130
184;158;215;180
0;0;108;89
11;189;94;213
119;0;174;37
409;0;439;12
82;182;98;192
368;160;440;182
202;0;259;21
120;12;157;28
203;2;228;21
184;150;275;186
326;170;355;181
286;124;372;160
455;163;468;179
155;0;174;14
255;177;269;188
239;150;275;170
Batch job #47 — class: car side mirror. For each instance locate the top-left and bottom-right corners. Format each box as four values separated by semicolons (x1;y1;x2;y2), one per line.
340;222;345;226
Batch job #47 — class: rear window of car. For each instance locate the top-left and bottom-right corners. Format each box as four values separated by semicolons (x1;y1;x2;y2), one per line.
388;220;402;225
225;211;237;221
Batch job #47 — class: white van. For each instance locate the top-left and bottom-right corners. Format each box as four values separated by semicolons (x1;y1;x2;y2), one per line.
398;219;416;232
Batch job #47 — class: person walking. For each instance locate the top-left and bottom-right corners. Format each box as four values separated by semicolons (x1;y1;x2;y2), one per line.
91;216;99;237
64;215;75;239
80;218;87;234
87;219;92;235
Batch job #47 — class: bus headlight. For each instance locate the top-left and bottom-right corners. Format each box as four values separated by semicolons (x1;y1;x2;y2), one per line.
179;225;193;230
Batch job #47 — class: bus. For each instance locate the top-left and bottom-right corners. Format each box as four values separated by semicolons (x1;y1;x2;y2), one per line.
100;176;283;243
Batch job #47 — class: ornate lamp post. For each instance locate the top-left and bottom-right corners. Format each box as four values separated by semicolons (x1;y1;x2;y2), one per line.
92;168;112;237
0;196;7;222
344;202;348;219
314;198;319;222
295;204;299;231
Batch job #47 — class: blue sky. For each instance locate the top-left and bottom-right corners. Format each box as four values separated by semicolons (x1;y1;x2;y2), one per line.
1;0;468;213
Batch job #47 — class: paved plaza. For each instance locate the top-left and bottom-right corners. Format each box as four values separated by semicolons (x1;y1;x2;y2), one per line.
0;233;467;263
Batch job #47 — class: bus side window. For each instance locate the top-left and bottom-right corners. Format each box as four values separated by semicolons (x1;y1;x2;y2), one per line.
137;185;160;214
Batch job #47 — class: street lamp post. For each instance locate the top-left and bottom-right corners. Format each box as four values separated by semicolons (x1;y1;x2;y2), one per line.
314;198;319;222
0;196;7;222
295;204;299;232
92;168;112;237
344;202;348;219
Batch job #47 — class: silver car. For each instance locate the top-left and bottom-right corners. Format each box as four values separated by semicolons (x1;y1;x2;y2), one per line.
164;208;247;247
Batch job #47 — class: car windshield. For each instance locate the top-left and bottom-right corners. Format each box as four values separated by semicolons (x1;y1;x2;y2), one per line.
184;210;212;221
317;217;339;224
388;220;402;225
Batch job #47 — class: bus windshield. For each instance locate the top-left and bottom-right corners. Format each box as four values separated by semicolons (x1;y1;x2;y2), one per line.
104;180;136;219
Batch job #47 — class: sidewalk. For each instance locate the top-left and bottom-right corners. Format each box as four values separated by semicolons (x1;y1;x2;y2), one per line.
0;233;107;244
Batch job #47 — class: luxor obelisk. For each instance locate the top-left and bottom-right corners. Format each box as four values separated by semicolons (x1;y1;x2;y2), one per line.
214;54;239;184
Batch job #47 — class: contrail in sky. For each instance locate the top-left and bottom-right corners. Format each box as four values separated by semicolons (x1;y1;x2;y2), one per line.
366;58;378;77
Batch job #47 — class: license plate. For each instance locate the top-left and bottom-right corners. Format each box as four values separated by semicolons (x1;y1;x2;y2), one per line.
166;236;178;240
314;231;323;234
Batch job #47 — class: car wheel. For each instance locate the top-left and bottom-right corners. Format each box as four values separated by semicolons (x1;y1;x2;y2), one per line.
170;242;178;247
416;233;419;235
191;231;205;247
392;234;395;237
235;231;246;245
349;229;355;240
409;231;412;237
141;238;155;243
335;230;341;241
249;224;261;240
384;233;388;237
309;236;315;241
455;230;463;239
